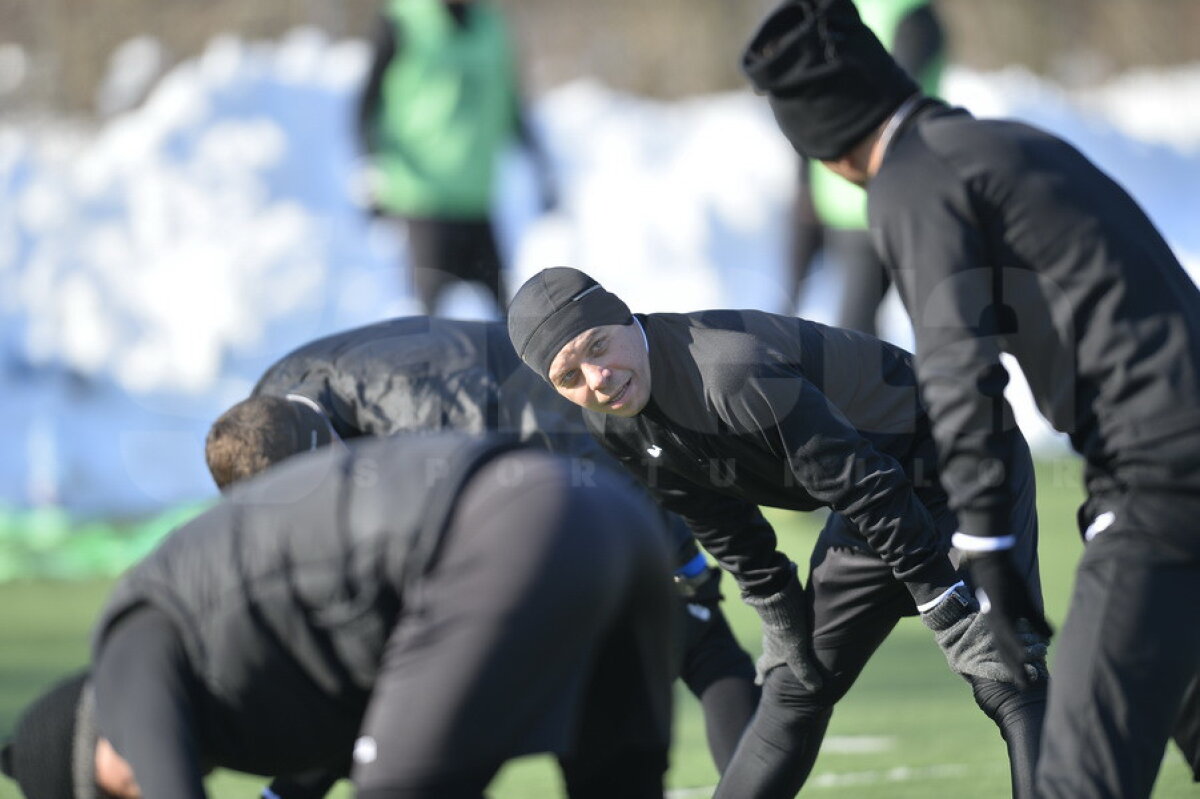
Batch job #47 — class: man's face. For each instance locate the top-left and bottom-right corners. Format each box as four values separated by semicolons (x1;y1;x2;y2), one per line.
548;323;651;417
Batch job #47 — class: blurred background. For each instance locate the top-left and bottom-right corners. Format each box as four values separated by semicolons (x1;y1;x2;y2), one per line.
0;0;1198;569
6;0;1200;113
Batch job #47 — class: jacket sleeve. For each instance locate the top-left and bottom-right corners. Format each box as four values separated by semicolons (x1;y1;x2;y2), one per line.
93;608;209;799
872;150;1023;542
729;364;958;603
584;413;794;596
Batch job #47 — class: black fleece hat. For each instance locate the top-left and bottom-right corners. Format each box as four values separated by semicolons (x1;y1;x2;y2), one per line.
741;0;919;160
507;267;633;380
1;671;98;799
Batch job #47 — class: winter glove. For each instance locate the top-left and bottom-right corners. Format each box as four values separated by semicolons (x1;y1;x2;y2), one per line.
743;565;824;692
957;546;1054;690
921;582;1048;688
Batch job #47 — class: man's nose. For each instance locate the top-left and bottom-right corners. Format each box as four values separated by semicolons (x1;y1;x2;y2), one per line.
583;363;609;390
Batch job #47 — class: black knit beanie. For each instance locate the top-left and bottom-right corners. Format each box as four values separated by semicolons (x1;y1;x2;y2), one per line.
507;267;633;380
741;0;919;160
1;671;98;799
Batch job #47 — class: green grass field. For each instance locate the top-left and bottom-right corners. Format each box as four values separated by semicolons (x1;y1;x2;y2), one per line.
0;459;1194;797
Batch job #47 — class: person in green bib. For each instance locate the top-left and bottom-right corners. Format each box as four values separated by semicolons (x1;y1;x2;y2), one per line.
357;0;557;316
786;0;945;338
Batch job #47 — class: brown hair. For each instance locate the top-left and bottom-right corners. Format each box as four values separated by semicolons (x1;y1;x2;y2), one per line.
204;396;305;489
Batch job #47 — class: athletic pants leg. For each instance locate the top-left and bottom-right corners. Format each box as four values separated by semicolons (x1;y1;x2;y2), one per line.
713;540;910;799
715;436;1044;799
1038;491;1200;799
352;453;674;798
1172;674;1200;781
403;217;507;315
828;227;891;338
676;568;759;773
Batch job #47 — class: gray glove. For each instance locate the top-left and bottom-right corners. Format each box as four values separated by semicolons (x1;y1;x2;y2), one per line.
743;566;824;692
921;584;1049;685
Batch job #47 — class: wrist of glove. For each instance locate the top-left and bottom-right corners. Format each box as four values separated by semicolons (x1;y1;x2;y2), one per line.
743;566;824;692
921;582;1048;686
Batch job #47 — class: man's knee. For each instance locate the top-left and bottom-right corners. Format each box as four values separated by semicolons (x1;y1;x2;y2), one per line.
761;664;854;724
970;676;1048;726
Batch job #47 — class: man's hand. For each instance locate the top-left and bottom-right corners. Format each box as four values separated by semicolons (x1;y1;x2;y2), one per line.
921;582;1048;688
743;565;824;692
959;549;1053;690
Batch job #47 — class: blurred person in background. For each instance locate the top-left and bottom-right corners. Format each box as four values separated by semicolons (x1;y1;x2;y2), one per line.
357;0;558;316
508;267;1049;799
0;434;674;799
786;0;944;337
204;316;760;790
742;1;1200;796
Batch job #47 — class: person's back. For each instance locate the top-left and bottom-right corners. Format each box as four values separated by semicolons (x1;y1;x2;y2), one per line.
1;434;676;799
252;317;556;440
870;103;1200;481
101;435;519;736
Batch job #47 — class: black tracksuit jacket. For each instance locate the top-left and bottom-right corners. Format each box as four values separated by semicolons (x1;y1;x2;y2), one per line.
870;101;1200;540
585;310;968;601
93;434;521;798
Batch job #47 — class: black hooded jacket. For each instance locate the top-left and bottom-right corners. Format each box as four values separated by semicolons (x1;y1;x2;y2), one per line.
254;317;571;447
585;310;967;601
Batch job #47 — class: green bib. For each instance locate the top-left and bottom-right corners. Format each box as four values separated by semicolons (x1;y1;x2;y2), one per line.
372;0;517;216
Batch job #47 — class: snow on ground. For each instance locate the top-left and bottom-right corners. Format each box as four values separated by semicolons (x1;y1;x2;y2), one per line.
2;27;1198;516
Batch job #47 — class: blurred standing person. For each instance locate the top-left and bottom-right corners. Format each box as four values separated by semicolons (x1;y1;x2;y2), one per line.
357;0;557;316
787;0;944;338
743;1;1200;796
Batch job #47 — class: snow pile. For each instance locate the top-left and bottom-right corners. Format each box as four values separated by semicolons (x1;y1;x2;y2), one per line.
2;29;1198;515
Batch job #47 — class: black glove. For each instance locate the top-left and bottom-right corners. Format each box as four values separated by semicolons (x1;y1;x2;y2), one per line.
961;550;1053;691
742;565;824;692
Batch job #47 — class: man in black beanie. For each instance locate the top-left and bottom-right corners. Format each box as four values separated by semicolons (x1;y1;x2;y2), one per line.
508;266;1048;798
1;434;675;799
742;1;1200;796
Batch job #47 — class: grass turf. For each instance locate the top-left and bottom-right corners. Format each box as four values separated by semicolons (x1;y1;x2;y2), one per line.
0;459;1194;797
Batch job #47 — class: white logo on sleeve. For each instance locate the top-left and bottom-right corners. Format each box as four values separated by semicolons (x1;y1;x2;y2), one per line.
1084;511;1116;541
354;736;378;764
646;445;662;458
687;603;712;622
